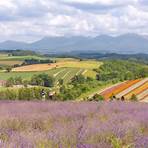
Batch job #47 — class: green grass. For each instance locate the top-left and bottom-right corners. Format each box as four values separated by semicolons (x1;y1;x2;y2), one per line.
78;82;113;100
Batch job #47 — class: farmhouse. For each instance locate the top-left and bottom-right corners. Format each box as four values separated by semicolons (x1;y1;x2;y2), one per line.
0;80;7;87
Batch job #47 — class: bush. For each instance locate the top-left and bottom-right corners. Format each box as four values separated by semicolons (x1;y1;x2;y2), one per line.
130;94;138;101
6;77;23;86
92;94;105;101
0;89;18;100
31;74;55;87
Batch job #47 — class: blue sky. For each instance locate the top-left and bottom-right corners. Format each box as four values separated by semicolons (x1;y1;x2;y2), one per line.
0;0;148;42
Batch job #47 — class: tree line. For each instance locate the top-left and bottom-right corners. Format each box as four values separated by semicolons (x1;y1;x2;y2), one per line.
96;60;148;82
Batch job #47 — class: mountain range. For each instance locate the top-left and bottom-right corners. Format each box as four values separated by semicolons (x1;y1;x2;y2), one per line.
0;33;148;54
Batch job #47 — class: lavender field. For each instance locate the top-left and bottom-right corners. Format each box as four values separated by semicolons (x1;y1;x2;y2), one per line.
0;101;147;148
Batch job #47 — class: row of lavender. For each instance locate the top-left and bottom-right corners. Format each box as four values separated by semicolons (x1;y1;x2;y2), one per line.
0;101;147;147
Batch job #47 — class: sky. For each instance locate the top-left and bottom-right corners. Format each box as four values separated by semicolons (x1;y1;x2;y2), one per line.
0;0;148;42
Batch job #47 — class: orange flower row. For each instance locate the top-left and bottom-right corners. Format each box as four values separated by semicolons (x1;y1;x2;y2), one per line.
102;79;141;99
124;81;148;99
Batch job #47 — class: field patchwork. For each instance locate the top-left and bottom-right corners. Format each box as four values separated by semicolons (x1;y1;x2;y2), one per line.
12;60;102;72
100;78;148;101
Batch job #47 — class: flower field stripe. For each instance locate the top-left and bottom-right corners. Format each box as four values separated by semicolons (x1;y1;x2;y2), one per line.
101;79;141;99
100;82;126;99
137;89;148;100
141;95;148;101
124;80;148;99
116;78;148;98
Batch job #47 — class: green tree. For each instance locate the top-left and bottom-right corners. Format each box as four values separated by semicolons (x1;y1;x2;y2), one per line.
31;73;54;87
59;79;64;85
71;74;86;84
15;76;22;85
6;67;12;73
93;94;104;101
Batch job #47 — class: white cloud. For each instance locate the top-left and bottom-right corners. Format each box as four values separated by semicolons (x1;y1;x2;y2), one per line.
0;0;148;42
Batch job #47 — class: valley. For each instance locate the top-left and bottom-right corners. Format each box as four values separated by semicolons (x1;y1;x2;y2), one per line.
0;51;147;102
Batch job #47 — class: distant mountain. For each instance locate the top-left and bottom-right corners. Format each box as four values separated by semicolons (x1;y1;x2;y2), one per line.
0;40;28;50
0;33;148;54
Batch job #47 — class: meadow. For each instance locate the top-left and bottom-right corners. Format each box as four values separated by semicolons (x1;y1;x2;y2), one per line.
0;101;147;147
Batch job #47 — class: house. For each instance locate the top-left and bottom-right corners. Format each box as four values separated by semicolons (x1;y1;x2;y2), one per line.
0;80;7;87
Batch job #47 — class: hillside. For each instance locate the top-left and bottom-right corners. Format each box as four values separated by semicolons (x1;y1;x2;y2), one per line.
0;34;148;54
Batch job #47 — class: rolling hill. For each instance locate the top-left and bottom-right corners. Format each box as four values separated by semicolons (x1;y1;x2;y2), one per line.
0;33;148;54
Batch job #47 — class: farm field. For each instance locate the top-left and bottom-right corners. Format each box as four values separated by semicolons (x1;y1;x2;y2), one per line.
0;60;22;66
0;54;47;61
100;78;148;101
13;60;102;72
0;101;147;147
0;67;85;84
0;53;101;81
0;54;48;67
0;57;100;83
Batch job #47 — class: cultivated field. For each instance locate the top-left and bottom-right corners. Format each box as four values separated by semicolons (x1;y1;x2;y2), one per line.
0;101;147;147
0;54;47;61
0;54;48;67
0;68;85;84
13;60;102;72
0;58;100;83
0;60;22;66
100;78;148;102
0;53;100;83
